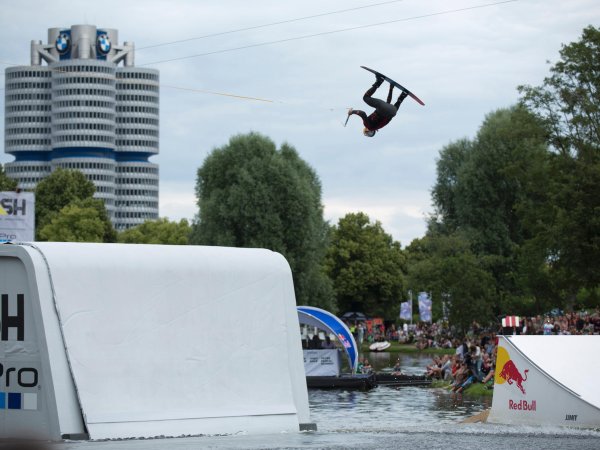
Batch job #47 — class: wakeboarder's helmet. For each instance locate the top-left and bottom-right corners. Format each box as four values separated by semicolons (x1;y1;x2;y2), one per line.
363;128;376;137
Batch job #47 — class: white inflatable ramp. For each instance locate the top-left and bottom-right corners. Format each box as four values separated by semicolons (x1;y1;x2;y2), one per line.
488;335;600;428
0;242;313;440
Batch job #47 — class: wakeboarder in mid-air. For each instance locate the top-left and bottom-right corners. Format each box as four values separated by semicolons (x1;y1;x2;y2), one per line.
346;66;425;137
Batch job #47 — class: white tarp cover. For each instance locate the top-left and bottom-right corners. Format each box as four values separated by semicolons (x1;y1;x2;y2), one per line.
488;335;600;428
25;242;310;439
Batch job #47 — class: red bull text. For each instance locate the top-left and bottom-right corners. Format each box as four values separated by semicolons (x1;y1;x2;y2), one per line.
509;399;536;411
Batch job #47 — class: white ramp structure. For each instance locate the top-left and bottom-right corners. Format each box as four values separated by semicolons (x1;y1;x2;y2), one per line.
488;335;600;428
0;242;313;440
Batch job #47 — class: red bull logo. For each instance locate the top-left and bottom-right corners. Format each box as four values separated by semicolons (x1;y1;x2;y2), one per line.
499;359;529;394
495;346;529;395
337;333;351;349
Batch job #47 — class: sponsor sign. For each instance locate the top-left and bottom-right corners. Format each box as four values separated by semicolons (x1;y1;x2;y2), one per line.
0;192;35;242
1;292;40;411
489;336;600;427
509;399;536;411
303;349;340;376
400;301;412;320
418;292;432;322
495;345;530;397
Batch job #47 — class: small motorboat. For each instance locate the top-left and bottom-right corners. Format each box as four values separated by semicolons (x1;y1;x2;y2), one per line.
369;341;391;351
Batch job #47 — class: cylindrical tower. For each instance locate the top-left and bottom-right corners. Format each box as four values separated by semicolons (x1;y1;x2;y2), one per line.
4;65;52;190
3;25;159;230
51;58;117;217
114;67;159;230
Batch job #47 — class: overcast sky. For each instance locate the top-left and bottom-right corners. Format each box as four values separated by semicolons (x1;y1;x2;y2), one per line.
1;0;598;246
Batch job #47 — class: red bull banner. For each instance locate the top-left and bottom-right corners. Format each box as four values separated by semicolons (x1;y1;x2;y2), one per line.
488;335;600;428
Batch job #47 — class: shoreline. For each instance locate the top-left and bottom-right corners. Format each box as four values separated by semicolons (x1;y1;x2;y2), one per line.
431;379;494;397
361;342;455;355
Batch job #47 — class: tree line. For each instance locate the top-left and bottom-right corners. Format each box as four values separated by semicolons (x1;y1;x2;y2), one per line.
1;26;597;329
0;166;191;244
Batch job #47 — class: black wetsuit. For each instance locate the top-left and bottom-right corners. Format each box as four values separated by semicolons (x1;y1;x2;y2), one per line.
351;83;408;131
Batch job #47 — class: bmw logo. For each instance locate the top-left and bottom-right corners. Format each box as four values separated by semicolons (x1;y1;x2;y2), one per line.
55;33;70;54
97;34;111;54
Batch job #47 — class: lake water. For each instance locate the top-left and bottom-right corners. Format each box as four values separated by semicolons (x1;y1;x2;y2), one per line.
58;353;600;450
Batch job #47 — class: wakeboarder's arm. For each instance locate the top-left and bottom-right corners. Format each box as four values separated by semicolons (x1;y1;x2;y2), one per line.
350;109;369;122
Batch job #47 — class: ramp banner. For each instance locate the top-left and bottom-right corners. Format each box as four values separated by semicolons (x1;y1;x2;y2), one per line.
0;191;35;242
303;349;341;376
418;292;432;323
400;301;412;320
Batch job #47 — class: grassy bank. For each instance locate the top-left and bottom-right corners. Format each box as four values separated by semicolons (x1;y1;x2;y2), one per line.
431;379;494;397
361;341;455;355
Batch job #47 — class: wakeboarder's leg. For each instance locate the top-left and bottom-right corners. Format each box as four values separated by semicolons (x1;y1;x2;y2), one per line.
394;91;409;109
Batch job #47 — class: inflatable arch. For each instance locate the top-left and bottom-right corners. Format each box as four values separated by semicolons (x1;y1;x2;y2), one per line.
297;306;358;373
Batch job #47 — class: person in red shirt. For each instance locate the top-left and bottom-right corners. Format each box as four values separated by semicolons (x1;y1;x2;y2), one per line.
347;74;408;137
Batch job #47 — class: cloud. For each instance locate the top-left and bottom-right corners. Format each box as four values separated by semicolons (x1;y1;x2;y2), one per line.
1;0;599;245
324;189;432;247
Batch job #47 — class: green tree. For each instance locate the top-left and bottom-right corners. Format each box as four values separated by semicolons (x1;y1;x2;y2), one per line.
430;106;548;313
78;197;117;243
0;165;18;191
190;132;334;310
519;25;599;160
405;233;496;332
519;26;600;308
325;212;406;319
34;168;96;236
39;201;107;242
431;139;472;233
118;218;191;245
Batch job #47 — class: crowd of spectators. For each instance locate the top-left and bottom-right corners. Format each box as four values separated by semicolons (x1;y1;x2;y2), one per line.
306;310;599;383
421;309;600;393
521;311;600;335
426;335;497;393
394;309;600;351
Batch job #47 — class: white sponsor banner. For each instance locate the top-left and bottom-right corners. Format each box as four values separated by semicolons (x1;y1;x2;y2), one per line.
303;349;340;376
0;192;35;242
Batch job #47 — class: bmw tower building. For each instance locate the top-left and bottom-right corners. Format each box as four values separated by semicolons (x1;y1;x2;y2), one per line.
4;25;159;230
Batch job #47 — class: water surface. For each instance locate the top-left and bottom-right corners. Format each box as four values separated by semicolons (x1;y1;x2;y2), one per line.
60;353;600;449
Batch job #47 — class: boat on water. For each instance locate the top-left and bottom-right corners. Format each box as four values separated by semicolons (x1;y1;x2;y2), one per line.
305;372;431;390
369;341;391;351
306;373;377;391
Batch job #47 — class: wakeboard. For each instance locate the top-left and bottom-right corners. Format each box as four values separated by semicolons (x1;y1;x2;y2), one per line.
360;66;425;106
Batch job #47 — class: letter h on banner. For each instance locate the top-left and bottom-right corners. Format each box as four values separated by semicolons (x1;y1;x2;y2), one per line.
1;294;25;341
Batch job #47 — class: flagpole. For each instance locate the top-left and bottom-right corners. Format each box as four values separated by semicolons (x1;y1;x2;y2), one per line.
408;290;413;326
430;291;433;323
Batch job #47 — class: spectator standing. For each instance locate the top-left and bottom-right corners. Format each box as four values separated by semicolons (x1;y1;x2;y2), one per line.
543;318;554;335
321;335;336;349
357;322;365;346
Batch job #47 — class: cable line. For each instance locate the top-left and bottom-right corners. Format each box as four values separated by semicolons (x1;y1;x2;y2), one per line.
137;0;408;50
0;60;274;101
161;84;273;102
139;0;518;66
0;0;518;105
